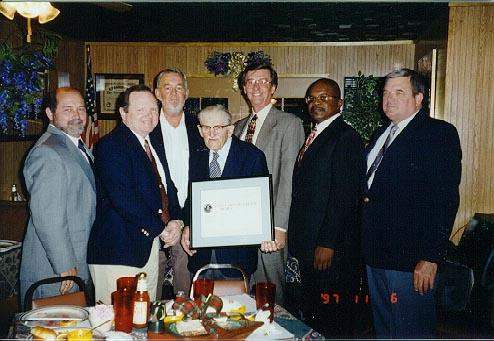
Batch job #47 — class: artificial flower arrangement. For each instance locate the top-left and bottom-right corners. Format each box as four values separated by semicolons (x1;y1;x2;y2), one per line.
0;34;57;136
204;50;272;91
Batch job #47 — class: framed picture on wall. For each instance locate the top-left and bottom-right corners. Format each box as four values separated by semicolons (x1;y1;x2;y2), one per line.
95;73;144;119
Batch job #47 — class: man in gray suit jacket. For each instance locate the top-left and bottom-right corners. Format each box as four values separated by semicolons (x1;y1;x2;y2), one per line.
234;63;305;305
20;87;96;305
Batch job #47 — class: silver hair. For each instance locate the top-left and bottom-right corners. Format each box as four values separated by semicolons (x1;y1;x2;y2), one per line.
154;68;188;90
198;105;232;125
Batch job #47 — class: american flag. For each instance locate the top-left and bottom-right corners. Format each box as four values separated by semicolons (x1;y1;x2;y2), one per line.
83;45;99;150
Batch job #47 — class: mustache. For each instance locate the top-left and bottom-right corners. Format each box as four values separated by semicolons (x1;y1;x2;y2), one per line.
310;106;325;114
67;118;84;126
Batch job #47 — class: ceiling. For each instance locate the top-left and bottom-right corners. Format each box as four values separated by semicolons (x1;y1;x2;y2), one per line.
39;2;450;43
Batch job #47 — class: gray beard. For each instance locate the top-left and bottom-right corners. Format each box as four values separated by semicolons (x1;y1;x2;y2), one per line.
58;118;85;137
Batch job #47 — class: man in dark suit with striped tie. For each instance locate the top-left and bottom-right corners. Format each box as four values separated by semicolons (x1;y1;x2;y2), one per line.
287;78;364;337
361;69;462;338
181;105;277;279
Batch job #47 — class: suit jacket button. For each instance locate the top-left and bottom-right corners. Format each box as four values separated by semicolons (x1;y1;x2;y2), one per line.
159;184;163;189
158;209;163;214
363;197;370;203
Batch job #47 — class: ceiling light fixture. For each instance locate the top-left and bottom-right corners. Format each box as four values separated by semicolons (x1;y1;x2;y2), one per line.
0;2;60;42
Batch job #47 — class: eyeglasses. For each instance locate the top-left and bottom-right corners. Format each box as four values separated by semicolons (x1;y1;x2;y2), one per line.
198;125;229;134
305;94;340;104
244;78;271;89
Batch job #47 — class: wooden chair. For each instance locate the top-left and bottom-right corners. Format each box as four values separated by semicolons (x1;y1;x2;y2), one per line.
190;264;249;298
24;276;91;311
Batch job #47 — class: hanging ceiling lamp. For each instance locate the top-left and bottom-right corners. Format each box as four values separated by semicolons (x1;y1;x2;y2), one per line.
0;2;60;42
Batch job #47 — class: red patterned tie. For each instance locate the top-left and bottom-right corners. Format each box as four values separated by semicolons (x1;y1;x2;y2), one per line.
297;125;317;166
144;139;170;224
244;114;258;143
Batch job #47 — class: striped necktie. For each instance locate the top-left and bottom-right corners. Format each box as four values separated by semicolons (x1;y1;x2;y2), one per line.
144;139;170;224
209;152;222;178
244;114;258;143
297;125;317;166
366;124;398;182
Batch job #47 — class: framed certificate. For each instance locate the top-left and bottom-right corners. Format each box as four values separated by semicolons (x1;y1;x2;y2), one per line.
95;73;144;119
189;175;274;248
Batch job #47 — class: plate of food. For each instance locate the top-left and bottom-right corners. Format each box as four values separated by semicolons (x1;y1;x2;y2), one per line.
19;306;89;328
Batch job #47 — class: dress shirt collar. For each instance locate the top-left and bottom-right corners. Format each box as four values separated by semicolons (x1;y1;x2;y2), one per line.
209;136;232;172
160;109;185;130
393;110;419;135
50;124;80;148
314;113;341;138
252;103;272;122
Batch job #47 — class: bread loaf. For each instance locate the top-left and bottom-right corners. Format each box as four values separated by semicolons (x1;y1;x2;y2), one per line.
31;326;57;340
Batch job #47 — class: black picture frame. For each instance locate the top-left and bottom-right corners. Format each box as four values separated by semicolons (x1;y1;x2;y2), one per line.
95;73;144;119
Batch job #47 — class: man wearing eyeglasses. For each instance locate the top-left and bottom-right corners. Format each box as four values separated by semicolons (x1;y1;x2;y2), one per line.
287;78;364;337
234;63;305;306
181;105;274;279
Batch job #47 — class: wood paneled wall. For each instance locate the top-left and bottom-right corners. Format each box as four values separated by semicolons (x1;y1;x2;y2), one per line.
88;41;415;135
445;3;494;243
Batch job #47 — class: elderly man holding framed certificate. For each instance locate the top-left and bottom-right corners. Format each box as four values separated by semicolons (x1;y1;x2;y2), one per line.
181;105;277;280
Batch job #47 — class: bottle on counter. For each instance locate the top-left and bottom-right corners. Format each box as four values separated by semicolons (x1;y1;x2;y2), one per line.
10;184;18;201
132;272;150;328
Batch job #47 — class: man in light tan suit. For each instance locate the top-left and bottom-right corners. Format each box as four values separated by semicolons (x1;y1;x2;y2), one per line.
234;63;305;305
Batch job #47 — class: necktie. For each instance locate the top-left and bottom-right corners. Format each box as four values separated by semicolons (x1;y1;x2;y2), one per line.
297;125;317;166
209;152;222;178
144;139;170;224
78;140;94;170
366;124;398;182
244;114;258;143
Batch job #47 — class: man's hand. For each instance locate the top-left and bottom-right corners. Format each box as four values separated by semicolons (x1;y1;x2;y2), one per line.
159;220;183;248
181;226;196;256
314;246;334;271
60;267;78;294
260;229;286;253
414;260;437;295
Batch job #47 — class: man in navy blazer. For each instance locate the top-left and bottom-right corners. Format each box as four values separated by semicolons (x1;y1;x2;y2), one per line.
361;69;462;338
287;78;364;337
181;105;276;279
87;85;184;303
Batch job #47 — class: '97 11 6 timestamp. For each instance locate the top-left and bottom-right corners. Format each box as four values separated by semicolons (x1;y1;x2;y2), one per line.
321;293;398;304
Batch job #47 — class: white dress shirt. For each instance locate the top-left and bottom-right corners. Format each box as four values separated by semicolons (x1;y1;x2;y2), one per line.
129;130;167;190
159;112;188;206
366;111;419;188
208;136;232;174
240;104;272;144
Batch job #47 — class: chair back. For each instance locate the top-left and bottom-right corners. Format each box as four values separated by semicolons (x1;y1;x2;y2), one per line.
190;264;249;298
24;276;91;311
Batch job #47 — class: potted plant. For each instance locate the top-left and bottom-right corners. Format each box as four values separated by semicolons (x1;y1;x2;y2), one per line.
342;71;386;144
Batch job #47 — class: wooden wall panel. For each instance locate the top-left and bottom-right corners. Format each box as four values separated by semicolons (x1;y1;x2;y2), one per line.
0;141;35;200
86;41;415;129
445;3;494;243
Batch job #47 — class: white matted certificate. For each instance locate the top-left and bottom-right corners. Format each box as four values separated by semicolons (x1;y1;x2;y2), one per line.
189;175;274;248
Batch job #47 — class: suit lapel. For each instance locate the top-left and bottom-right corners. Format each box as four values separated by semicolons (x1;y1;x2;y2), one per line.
300;116;342;164
222;137;242;177
255;107;278;151
49;126;95;189
233;115;249;138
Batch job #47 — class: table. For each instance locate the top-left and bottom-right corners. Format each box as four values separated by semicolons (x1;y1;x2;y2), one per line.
12;296;324;340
